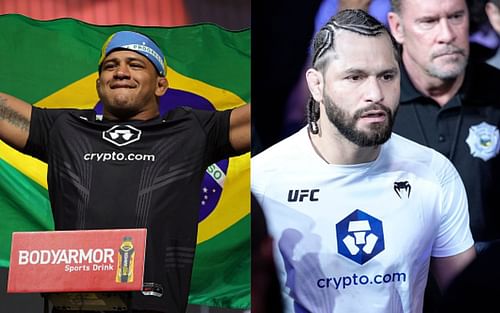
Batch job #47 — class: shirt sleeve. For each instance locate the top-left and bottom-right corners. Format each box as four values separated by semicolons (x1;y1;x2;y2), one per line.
190;107;237;166
432;154;475;257
22;107;69;162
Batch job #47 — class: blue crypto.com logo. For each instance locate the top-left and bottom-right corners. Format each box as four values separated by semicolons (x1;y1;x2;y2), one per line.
336;210;384;265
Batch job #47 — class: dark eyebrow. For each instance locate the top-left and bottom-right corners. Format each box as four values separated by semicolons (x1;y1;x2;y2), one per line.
102;57;146;64
126;57;146;63
343;66;399;76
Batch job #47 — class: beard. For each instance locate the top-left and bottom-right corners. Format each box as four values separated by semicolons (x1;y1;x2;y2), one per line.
427;45;468;80
323;93;394;147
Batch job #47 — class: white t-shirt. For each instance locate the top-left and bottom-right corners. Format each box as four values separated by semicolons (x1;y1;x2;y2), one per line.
252;127;474;313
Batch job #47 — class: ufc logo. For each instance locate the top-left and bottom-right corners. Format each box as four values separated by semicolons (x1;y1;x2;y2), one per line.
287;189;320;202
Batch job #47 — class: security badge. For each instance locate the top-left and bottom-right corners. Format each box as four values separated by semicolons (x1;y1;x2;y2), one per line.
465;122;500;161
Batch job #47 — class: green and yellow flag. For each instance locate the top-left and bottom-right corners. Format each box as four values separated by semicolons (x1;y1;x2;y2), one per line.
0;14;250;309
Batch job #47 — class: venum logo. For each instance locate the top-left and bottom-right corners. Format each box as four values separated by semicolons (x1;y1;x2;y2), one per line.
103;125;142;147
394;181;411;199
336;209;384;265
287;189;320;202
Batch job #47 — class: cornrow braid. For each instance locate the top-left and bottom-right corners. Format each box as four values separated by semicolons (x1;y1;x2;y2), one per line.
311;24;335;69
311;9;395;71
307;96;320;134
306;9;400;134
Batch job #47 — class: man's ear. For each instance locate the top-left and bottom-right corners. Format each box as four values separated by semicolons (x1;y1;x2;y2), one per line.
305;68;324;103
96;79;102;97
387;12;405;44
486;2;500;34
155;77;168;97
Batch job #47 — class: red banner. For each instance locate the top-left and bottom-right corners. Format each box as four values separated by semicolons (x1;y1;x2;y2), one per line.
7;228;146;293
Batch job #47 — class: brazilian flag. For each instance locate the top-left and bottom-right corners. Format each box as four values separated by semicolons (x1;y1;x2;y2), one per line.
0;14;250;309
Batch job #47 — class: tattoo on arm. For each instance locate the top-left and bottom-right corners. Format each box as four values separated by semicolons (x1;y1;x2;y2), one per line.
0;97;30;132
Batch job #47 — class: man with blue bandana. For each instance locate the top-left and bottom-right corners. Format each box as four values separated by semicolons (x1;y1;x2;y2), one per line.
99;31;167;77
0;31;250;313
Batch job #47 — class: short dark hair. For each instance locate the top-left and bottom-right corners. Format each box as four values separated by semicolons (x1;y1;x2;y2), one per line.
307;9;400;134
391;0;402;13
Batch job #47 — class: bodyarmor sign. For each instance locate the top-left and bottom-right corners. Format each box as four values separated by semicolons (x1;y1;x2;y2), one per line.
7;228;146;293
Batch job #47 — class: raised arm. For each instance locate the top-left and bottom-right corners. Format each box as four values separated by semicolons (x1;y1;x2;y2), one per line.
431;246;476;291
0;92;32;150
229;103;250;153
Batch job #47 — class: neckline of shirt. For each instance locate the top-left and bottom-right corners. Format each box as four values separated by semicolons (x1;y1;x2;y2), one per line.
300;127;382;174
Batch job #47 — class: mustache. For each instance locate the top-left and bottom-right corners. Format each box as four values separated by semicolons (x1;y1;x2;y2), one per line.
353;104;392;120
431;46;466;59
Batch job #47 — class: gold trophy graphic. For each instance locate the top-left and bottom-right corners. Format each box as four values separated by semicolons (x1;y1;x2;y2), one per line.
116;236;135;283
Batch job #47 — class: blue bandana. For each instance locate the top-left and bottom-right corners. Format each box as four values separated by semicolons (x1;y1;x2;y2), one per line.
98;31;166;76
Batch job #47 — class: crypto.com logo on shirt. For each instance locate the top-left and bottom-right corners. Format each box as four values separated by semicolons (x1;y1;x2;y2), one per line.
336;209;385;265
83;125;155;163
103;125;142;147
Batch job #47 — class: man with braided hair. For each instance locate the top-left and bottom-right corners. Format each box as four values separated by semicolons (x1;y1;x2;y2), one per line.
252;9;475;313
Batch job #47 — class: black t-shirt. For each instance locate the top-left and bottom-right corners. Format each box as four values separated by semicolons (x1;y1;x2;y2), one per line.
394;62;500;242
23;106;237;312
